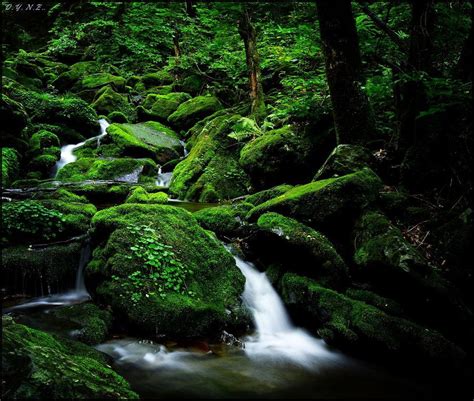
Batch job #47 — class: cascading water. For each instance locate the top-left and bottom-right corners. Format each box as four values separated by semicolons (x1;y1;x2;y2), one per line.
53;119;110;175
232;251;337;368
5;242;91;311
156;166;173;187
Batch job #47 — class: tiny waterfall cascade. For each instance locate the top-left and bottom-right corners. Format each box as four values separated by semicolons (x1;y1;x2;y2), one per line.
229;249;339;368
53;118;110;175
5;241;92;312
156;166;173;187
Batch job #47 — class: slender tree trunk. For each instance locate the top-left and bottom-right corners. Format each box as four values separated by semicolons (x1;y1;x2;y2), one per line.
238;7;265;121
317;0;375;145
185;0;196;18
173;29;181;60
395;0;434;153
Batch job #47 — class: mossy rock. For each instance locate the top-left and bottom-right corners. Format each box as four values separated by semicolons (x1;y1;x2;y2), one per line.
240;125;314;189
1;147;20;187
125;186;168;204
167;95;223;130
56;157;156;183
141;70;174;88
27;154;58;178
1;241;83;297
2;198;96;245
1;317;138;399
247;168;383;234
92;86;134;121
75;72;126;92
0;95;28;150
353;211;473;343
245;184;293;206
29;129;60;153
138;92;192;123
280;273;465;369
253;212;348;289
194;203;254;238
51;303;113;345
3;78;99;136
88;204;249;338
169;113;250;202
108;111;128;123
51;61;114;91
314;144;374;180
103;121;183;164
175;74;205;95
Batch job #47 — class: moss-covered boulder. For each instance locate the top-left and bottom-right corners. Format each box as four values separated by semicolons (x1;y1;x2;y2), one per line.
125;186;168;204
314;144;374;180
194;203;254;238
2;196;96;245
352;211;472;341
107;111;128;123
51;303;113;345
247;168;383;234
51;61;116;91
88;204;248;338
280;273;465;369
167;95;223;130
76;72;126;92
169;113;250;202
4;78;99;136
252;212;348;289
1;317;138;399
56;157;156;184
0;95;28;149
1;148;20;187
92;86;134;121
103;122;183;164
240;125;314;189
139;92;192;123
245;184;293;206
141;70;174;88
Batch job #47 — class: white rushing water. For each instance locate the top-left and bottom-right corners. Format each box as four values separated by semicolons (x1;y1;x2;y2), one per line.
5;243;91;311
53;119;110;174
156;166;173;187
232;251;338;368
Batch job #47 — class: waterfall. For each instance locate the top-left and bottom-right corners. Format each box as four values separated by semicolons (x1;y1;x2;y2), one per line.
5;242;91;311
53;119;110;175
156;166;173;187
231;250;338;368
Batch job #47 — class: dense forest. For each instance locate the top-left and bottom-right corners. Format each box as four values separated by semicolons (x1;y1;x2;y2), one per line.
1;1;472;399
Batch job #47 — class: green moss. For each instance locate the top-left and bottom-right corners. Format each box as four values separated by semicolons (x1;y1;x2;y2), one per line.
76;73;125;91
144;92;192;122
27;154;58;178
169;113;250;201
167;95;223;130
52;303;112;345
89;204;248;338
141;70;174;88
92;86;134;121
126;186;168;204
2;317;138;399
280;273;465;367
240;125;313;189
246;184;293;206
104;122;182;164
345;288;404;317
4;79;99;135
1;147;20;187
194;203;253;237
247;168;383;232
314;144;374;180
108;111;128;123
256;212;348;288
29;130;60;152
56;157;156;183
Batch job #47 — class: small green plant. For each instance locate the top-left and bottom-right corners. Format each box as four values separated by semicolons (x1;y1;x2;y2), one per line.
2;201;65;244
228;116;275;142
114;224;193;304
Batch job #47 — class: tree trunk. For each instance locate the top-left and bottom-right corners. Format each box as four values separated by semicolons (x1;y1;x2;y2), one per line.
395;0;434;153
185;0;196;18
317;0;375;145
238;7;265;121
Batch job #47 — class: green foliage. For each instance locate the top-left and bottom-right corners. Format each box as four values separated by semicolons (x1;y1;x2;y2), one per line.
113;224;193;304
2;200;65;244
1;148;20;187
